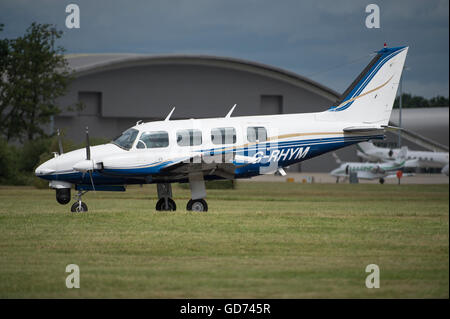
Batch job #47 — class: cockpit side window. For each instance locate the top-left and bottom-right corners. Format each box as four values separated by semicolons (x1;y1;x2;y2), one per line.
137;131;169;149
111;128;139;150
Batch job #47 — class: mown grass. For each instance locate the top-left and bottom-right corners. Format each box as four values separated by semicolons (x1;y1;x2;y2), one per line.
0;183;448;298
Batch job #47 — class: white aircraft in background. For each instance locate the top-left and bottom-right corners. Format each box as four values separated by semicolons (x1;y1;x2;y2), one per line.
35;45;409;212
330;147;408;184
357;142;449;176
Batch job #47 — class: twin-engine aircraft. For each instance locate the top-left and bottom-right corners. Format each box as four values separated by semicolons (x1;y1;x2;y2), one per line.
330;147;408;184
357;142;449;175
35;45;409;212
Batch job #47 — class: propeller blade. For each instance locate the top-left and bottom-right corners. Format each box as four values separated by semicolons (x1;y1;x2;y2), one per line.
89;171;96;192
57;129;64;155
85;126;91;160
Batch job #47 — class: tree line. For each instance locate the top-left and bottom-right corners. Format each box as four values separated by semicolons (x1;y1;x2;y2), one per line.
394;93;449;108
1;22;75;185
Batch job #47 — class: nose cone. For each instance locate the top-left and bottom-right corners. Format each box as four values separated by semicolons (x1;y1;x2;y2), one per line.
35;158;56;176
35;143;124;178
330;167;342;176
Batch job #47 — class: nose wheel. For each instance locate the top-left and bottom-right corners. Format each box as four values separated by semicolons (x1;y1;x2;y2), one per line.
70;190;88;213
71;201;88;212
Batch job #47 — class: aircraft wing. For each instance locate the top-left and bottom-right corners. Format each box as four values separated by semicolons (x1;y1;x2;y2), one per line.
355;171;377;180
404;159;420;168
161;152;257;179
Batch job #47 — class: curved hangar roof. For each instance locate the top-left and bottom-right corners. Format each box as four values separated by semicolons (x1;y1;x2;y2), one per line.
61;53;341;120
65;53;340;102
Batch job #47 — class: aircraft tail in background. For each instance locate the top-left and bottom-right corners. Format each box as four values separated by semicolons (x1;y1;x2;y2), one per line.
394;146;408;166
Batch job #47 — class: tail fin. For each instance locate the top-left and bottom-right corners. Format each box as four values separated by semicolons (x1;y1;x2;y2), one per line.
394;146;408;165
318;46;409;125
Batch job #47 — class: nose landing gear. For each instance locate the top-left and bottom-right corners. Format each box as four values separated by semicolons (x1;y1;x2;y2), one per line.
70;190;88;213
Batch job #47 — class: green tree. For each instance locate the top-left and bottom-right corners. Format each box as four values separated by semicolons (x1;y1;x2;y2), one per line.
394;93;449;108
1;22;72;142
0;23;10;137
429;95;449;107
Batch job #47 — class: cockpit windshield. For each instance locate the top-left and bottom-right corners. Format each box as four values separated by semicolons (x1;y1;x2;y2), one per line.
111;128;139;150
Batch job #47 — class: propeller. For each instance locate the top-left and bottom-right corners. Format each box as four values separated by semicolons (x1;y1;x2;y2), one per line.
57;129;64;155
73;127;101;192
84;127;95;192
85;127;91;160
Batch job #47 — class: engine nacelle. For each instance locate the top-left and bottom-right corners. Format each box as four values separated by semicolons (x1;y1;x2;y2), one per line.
56;188;71;205
73;159;102;172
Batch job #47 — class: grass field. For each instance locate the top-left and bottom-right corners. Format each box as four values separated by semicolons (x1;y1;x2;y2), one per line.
0;182;448;298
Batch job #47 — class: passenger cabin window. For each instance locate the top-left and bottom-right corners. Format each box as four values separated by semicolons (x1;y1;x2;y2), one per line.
137;131;169;149
211;127;236;145
247;126;267;142
176;129;202;146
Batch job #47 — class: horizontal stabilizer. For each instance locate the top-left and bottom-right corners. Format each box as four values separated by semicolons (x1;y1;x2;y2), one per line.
343;126;384;133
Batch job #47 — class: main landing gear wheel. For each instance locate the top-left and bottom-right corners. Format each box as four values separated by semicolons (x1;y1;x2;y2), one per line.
186;199;208;212
156;198;176;211
379;178;385;184
71;201;88;213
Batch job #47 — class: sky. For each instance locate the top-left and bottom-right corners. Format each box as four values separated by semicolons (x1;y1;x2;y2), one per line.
0;0;448;98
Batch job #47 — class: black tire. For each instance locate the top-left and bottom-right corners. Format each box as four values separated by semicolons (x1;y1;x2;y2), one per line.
186;199;208;212
70;201;88;213
156;198;176;211
379;178;385;184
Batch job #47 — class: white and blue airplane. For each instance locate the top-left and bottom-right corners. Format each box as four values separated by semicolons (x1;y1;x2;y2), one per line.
357;141;449;175
330;147;408;184
35;45;409;212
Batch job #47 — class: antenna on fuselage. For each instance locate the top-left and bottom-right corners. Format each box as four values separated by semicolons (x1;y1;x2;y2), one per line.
165;107;176;121
225;104;237;118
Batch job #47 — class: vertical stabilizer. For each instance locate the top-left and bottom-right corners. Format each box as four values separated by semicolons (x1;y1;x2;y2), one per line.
318;46;408;125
